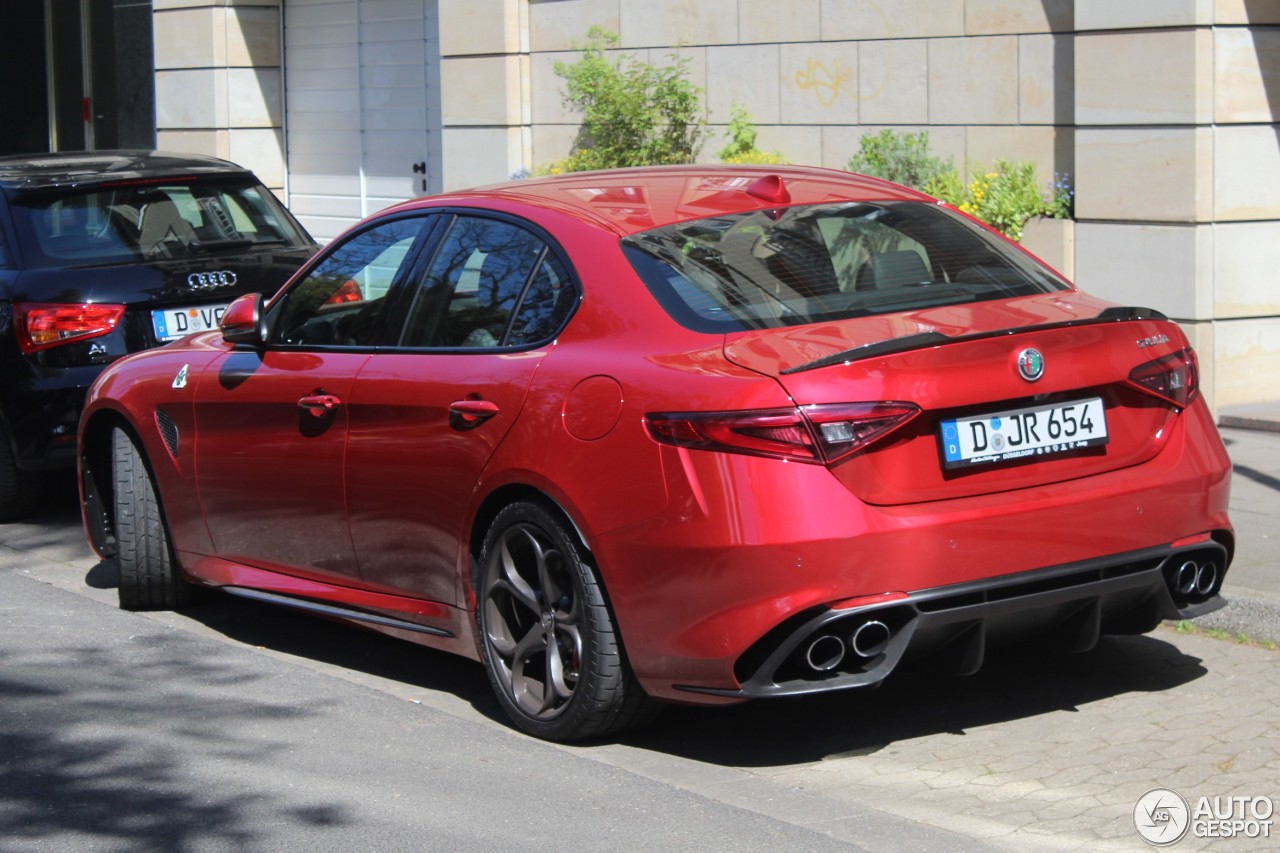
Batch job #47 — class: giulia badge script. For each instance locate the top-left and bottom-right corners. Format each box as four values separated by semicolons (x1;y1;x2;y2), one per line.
187;270;237;290
1136;334;1170;348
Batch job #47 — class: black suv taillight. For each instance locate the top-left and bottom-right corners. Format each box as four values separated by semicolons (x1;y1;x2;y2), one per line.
13;302;126;354
1127;348;1199;408
646;402;920;464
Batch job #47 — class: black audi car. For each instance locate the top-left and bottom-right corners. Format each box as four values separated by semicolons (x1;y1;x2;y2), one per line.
0;150;317;519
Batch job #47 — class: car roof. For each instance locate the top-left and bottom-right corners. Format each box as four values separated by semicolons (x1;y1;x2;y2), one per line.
391;164;934;236
0;150;255;192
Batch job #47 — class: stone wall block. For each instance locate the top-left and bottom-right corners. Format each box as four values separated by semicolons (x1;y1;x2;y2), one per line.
1073;222;1213;321
1214;222;1280;318
1019;34;1073;125
154;8;220;69
1076;0;1213;30
155;68;226;129
227;127;286;187
858;39;927;125
1214;27;1280;123
529;0;619;52
439;0;521;56
1074;128;1212;222
740;0;819;43
225;68;281;127
781;42;858;126
965;0;1073;34
1215;0;1280;23
442;127;522;190
706;44;780;124
619;0;739;49
441;55;522;125
1076;30;1212;125
1214;319;1280;409
928;37;1019;125
1214;125;1280;220
226;7;281;67
821;0;963;40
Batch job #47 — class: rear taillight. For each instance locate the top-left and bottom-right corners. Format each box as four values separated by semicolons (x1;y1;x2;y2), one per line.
13;302;126;354
645;402;920;464
322;279;363;305
1127;348;1198;408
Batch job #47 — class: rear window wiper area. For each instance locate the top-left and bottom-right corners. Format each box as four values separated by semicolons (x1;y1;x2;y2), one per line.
187;238;257;253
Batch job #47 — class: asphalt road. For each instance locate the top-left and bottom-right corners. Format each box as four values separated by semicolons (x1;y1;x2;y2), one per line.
0;486;977;853
3;460;1278;851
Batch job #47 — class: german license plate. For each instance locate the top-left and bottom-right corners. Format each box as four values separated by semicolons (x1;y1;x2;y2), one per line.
939;397;1108;470
152;304;228;342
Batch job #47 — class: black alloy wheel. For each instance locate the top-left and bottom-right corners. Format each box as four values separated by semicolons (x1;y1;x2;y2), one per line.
476;501;657;741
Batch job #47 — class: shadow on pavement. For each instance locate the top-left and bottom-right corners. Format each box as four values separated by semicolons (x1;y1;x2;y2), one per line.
157;583;1207;766
621;633;1206;766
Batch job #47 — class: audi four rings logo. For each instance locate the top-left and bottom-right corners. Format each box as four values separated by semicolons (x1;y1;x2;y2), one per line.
187;270;237;290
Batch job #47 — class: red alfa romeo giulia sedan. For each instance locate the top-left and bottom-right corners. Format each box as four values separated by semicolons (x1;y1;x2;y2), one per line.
79;165;1233;741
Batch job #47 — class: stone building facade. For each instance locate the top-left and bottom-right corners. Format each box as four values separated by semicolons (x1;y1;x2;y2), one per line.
35;0;1280;412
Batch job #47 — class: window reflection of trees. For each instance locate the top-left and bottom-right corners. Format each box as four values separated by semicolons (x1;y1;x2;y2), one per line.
274;218;422;346
404;216;572;348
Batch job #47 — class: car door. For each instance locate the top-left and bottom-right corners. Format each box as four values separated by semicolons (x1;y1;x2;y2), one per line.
193;214;431;582
344;213;578;604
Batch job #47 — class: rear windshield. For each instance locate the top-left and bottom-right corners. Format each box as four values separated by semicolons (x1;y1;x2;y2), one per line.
7;178;309;269
622;201;1070;333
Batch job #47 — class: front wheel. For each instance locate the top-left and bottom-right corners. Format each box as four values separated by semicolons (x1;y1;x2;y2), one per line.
476;501;658;741
113;426;192;610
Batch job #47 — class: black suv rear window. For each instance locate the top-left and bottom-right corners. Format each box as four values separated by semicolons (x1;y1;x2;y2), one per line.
622;201;1070;333
8;178;308;269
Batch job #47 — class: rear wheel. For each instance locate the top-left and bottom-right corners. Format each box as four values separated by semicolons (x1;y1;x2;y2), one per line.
476;501;658;741
113;426;191;610
0;420;41;522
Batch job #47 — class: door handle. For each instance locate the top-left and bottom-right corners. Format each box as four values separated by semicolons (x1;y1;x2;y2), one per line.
449;399;498;430
299;394;342;417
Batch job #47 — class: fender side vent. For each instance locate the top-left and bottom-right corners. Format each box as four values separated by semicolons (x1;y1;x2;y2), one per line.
155;409;180;458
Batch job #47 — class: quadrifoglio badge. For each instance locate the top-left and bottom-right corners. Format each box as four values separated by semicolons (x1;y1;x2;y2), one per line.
1134;788;1274;845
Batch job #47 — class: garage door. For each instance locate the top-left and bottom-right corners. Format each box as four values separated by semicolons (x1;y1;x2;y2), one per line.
284;0;442;242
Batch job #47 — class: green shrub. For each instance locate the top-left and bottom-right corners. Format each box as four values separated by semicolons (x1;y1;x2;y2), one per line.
850;130;1076;241
718;105;788;165
547;27;704;172
938;160;1049;242
848;129;951;190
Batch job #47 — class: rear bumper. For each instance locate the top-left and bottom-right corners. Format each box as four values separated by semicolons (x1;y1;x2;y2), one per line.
588;402;1231;703
688;538;1228;699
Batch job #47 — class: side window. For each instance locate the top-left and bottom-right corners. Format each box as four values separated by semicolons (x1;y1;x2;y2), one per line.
508;253;575;345
402;216;550;348
272;217;424;347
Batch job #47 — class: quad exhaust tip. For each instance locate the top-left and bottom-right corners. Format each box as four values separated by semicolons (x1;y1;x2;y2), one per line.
804;634;846;671
1168;555;1222;602
851;620;891;658
803;619;893;672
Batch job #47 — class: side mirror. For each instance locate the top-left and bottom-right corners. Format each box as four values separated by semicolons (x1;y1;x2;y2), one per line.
221;293;266;345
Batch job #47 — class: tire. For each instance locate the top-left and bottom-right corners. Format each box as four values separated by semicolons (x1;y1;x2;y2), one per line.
0;420;42;522
476;501;659;741
112;426;191;610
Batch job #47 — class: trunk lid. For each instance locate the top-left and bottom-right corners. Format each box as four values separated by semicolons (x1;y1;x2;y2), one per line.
723;292;1190;505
